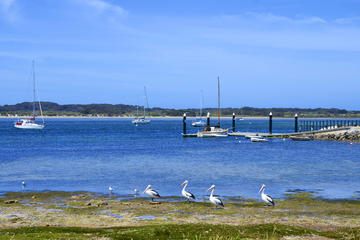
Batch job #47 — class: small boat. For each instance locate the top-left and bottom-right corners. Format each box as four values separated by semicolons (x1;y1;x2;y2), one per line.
251;137;268;142
245;134;260;139
290;136;312;141
238;117;245;121
192;90;206;127
14;61;45;130
197;126;228;137
132;87;151;125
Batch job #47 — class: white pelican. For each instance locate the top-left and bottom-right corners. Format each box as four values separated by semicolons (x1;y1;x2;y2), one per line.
259;184;275;206
21;181;26;189
180;180;195;201
143;185;160;201
108;186;113;194
207;185;224;208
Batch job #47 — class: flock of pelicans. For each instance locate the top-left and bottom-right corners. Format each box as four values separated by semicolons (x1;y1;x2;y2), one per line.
21;180;274;207
119;181;274;208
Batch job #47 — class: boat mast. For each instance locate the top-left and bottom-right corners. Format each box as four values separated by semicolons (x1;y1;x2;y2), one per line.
199;90;203;120
217;77;220;127
32;60;36;119
144;86;150;118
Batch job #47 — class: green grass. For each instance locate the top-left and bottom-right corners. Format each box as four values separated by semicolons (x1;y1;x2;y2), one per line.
1;224;360;240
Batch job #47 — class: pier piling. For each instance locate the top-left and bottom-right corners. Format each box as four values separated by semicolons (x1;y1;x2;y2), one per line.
183;113;186;135
295;113;298;132
206;112;210;127
232;112;235;132
269;112;273;134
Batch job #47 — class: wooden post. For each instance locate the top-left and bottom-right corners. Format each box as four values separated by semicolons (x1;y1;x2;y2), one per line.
183;113;186;135
232;112;235;132
269;112;273;134
294;113;298;132
206;112;210;127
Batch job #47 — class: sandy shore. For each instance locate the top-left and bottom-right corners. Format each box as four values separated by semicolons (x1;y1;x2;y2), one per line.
0;191;359;239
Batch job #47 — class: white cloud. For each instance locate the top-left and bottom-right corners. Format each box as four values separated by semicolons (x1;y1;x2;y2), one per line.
76;0;127;17
247;12;326;24
0;0;18;23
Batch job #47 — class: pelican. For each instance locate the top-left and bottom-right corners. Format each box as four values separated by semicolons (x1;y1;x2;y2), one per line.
143;185;160;201
259;184;275;206
207;185;224;208
180;180;195;201
21;181;26;189
108;186;113;194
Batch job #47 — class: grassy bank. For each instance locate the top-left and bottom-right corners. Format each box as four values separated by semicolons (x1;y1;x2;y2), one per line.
1;224;360;239
0;191;359;239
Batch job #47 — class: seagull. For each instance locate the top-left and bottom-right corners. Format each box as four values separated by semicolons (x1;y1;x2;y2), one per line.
143;185;160;201
259;184;275;206
180;180;195;201
21;181;26;189
108;186;113;194
207;185;224;208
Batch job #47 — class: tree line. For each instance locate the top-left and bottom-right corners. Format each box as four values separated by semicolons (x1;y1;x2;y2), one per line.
1;102;360;118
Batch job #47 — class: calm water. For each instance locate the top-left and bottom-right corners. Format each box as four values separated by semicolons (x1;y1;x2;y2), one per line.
0;118;359;199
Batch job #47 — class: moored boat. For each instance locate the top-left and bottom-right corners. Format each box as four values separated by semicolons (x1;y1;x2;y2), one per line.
251;136;268;142
290;136;312;141
132;87;151;125
14;61;45;130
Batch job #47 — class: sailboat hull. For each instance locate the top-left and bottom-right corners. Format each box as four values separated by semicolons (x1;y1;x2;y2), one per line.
132;119;151;124
14;122;45;129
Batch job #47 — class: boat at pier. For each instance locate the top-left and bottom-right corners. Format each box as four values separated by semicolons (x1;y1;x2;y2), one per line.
14;61;45;130
197;77;228;137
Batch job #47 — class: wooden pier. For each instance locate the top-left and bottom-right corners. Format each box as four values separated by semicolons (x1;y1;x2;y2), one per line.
182;112;359;139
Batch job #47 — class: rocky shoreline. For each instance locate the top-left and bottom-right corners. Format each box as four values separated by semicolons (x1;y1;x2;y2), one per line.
312;127;360;142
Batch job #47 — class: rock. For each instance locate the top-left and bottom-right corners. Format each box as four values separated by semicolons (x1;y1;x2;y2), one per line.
150;201;161;205
5;200;18;204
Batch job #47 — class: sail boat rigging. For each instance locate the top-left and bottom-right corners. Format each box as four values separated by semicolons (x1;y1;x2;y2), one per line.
192;90;206;127
196;77;228;137
14;60;45;129
132;86;151;124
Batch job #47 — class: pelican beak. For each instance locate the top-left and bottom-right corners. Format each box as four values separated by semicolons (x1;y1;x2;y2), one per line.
259;185;264;193
207;187;212;192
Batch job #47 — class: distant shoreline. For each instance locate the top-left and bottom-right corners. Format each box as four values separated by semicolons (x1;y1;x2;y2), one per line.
1;115;357;120
1;115;360;120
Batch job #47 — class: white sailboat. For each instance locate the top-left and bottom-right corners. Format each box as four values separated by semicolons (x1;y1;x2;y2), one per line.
14;61;45;130
197;77;228;138
132;86;151;124
192;90;206;127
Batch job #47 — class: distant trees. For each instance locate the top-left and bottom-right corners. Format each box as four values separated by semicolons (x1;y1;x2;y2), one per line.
1;102;359;118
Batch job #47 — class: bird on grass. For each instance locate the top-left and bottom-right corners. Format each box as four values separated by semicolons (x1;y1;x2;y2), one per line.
259;184;275;206
207;185;224;208
180;180;195;201
143;185;160;201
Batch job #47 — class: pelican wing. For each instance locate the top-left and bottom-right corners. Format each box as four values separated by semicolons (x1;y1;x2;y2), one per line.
265;194;274;206
215;197;224;207
149;189;160;198
185;191;195;200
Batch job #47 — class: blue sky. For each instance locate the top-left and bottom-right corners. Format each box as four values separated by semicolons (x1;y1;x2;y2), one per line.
0;0;359;109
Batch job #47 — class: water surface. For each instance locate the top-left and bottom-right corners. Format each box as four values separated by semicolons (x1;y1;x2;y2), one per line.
0;118;359;199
